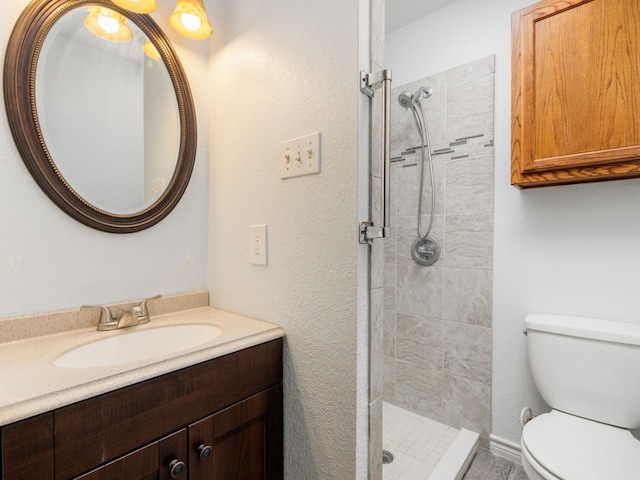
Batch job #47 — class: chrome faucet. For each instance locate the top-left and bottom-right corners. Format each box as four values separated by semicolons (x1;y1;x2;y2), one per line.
83;295;161;331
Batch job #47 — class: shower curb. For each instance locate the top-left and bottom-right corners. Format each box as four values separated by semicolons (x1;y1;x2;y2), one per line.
429;428;479;480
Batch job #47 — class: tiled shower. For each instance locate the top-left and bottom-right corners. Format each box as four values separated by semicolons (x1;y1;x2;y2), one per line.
381;55;496;475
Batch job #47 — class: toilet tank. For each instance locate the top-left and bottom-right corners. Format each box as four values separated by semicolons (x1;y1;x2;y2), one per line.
525;314;640;429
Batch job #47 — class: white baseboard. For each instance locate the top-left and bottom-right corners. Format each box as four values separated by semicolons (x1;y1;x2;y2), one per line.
489;434;522;465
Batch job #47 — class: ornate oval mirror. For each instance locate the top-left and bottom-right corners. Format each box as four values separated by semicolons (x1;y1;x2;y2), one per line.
4;0;196;233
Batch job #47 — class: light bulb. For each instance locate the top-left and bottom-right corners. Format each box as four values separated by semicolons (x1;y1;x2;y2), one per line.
97;15;120;34
180;13;201;31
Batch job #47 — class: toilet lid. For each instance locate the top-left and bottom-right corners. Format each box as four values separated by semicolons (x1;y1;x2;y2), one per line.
522;410;640;480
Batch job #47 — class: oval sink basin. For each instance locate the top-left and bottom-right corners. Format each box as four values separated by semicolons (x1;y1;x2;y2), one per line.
55;324;222;368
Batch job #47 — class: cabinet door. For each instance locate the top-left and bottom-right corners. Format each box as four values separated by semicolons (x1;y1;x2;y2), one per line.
189;384;283;480
512;0;640;187
74;429;188;480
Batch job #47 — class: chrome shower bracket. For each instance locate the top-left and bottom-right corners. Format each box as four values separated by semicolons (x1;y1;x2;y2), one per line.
359;221;389;245
360;70;391;98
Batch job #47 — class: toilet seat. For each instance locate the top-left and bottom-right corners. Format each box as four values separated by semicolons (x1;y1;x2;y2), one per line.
521;410;640;480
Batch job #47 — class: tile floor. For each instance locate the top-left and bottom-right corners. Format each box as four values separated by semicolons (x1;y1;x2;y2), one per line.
462;449;528;480
383;402;459;480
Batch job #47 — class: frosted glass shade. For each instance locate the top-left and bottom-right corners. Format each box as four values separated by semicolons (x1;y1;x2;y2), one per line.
169;0;212;39
84;7;132;42
110;0;157;14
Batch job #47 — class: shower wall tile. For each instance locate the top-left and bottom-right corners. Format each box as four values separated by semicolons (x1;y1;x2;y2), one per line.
390;98;401;159
396;156;445;216
383;265;396;312
371;177;384;290
371;242;384;290
446;72;495;143
443;321;492;383
444;268;492;327
397;214;445;267
445;214;493;269
370;0;385;68
383;356;396;403
445;155;494;215
370;288;384;400
369;396;383;480
396;313;443;370
395;361;444;421
383;309;396;357
396;265;444;318
446;56;495;88
384;227;397;264
443;374;491;440
390;168;398;229
394;103;422;156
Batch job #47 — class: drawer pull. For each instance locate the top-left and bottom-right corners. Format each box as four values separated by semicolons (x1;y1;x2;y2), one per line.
169;459;186;478
198;444;213;459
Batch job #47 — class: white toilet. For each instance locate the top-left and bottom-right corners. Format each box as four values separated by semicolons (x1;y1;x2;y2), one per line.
521;313;640;480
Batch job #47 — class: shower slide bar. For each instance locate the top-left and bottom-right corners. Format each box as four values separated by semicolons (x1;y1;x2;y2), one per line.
359;69;392;245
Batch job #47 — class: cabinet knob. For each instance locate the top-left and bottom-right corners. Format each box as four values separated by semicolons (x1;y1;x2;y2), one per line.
169;459;186;478
198;443;213;459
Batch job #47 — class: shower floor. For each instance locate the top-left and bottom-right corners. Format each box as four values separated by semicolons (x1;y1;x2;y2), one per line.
383;402;479;480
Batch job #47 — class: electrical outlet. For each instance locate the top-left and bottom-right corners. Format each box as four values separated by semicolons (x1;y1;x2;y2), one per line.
250;224;268;266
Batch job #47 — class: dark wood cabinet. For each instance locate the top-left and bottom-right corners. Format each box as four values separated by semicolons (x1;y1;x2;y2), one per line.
0;339;283;480
511;0;640;187
74;429;187;480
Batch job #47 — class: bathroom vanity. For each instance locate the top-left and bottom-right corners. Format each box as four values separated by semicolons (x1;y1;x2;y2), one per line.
0;304;284;479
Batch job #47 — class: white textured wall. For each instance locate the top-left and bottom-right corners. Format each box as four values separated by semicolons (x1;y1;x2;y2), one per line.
0;1;209;318
387;0;640;446
207;0;366;478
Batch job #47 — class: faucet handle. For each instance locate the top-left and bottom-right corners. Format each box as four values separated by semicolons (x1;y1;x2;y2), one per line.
81;305;117;331
134;295;161;323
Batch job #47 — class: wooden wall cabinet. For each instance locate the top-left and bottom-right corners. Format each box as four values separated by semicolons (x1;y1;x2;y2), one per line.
511;0;640;188
1;339;283;480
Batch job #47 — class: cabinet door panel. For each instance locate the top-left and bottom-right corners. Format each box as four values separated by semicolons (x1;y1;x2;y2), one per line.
189;416;215;478
213;417;266;480
511;0;640;187
159;429;188;480
73;443;158;480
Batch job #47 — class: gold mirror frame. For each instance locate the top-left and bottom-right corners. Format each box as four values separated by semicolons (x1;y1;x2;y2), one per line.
4;0;197;233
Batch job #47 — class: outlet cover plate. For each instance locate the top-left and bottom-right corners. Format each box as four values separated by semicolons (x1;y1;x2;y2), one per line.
250;224;268;266
280;132;321;179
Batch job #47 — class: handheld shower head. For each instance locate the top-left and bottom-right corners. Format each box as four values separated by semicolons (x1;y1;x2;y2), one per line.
397;86;433;109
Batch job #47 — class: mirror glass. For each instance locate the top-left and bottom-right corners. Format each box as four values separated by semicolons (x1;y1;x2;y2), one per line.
36;6;179;215
4;0;196;233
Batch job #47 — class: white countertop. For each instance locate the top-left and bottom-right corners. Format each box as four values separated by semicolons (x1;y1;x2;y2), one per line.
0;307;284;427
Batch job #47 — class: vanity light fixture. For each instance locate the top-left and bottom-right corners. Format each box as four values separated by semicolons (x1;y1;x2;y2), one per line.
85;6;132;42
143;40;161;60
110;0;157;14
169;0;213;39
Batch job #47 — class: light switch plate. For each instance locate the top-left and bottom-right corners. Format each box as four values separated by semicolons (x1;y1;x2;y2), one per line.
280;132;321;179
